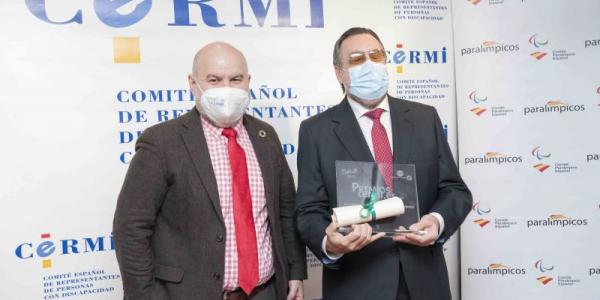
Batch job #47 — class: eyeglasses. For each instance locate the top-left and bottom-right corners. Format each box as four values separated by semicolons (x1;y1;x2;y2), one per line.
347;49;387;66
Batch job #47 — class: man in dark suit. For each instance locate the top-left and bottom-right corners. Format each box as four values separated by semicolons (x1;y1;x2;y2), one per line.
295;27;472;300
114;42;306;300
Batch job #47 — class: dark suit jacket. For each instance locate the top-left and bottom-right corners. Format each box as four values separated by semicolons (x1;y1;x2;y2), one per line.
114;109;307;300
295;96;472;300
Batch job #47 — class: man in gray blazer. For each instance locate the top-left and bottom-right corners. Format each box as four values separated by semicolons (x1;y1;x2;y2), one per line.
114;42;306;300
295;27;472;300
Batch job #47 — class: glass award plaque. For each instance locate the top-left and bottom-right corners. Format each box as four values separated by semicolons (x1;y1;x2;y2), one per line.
335;160;420;234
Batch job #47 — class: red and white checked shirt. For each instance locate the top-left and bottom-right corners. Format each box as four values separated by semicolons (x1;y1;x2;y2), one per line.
201;116;274;291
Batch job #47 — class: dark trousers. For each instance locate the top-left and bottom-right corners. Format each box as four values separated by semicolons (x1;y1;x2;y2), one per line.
397;262;411;300
249;278;277;300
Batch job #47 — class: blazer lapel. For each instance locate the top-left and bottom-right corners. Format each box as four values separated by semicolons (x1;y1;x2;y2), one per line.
180;109;224;225
388;96;414;164
332;97;375;162
244;116;276;220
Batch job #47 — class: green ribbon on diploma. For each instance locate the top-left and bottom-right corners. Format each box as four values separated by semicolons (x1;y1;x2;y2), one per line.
360;191;378;220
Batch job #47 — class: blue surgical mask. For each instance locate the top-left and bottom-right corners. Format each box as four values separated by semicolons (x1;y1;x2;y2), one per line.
348;60;389;101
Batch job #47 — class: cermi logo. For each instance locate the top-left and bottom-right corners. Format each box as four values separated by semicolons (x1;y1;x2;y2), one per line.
386;43;447;74
25;0;325;64
15;233;115;268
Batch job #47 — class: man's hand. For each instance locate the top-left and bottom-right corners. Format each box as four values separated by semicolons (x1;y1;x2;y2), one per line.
287;280;303;300
325;218;385;255
393;214;439;246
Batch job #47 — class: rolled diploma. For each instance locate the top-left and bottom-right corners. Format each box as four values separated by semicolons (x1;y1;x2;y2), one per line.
332;197;405;227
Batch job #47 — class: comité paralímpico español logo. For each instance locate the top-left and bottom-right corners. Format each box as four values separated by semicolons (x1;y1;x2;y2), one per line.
528;32;576;61
469;90;487;116
535;259;554;285
472;202;491;227
468;90;513;117
530;146;578;173
15;233;115;268
470;201;516;229
529;33;549;60
531;146;551;173
534;259;583;287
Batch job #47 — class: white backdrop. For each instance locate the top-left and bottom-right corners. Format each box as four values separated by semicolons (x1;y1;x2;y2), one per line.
2;1;461;299
455;0;600;299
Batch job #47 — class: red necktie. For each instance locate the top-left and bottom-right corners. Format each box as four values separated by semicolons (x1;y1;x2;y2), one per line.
364;108;394;192
222;128;259;295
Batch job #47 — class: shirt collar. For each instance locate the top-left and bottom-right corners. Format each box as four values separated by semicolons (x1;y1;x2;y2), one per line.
200;115;244;138
347;94;390;119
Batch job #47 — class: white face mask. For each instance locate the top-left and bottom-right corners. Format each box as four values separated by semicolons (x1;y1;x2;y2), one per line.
194;83;250;128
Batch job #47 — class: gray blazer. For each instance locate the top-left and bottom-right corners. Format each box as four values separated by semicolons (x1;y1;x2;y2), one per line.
295;96;472;300
114;109;306;300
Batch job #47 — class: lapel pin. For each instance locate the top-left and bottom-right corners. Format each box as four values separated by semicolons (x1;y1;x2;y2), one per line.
258;130;267;138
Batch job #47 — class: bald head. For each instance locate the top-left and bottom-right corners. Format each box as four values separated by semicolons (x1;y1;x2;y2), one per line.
188;42;250;95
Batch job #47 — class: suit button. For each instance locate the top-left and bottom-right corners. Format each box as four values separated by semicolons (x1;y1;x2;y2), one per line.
213;272;222;280
216;234;224;242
